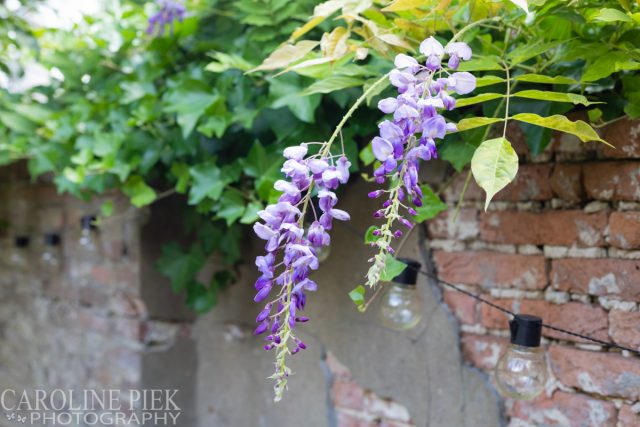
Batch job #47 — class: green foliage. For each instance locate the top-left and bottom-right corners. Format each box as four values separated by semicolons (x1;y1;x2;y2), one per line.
471;137;519;210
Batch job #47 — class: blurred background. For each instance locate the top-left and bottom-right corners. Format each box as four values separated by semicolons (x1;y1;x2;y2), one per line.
0;1;639;426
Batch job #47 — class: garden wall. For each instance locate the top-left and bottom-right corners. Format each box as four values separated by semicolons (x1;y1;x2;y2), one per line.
0;119;638;427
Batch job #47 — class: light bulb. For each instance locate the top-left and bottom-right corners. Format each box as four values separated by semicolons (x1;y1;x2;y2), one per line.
495;314;548;400
377;258;423;331
9;236;30;270
315;245;331;264
40;233;61;274
79;215;98;251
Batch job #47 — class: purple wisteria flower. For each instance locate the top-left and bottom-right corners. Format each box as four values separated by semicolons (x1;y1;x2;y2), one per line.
146;0;186;36
252;143;351;401
365;37;476;288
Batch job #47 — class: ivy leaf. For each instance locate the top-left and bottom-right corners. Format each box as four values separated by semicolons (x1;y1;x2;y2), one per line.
240;201;263;224
511;113;608;144
186;282;217;313
302;76;364;95
514;74;578;85
456;93;503;108
270;75;321;123
512;90;599;106
471;137;519;211
456;117;503;131
380;254;408;282
164;89;219;138
123;176;157;207
249;40;319;72
413;184;448;223
170;162;191;194
215;189;246;226
157;243;205;293
359;143;375;166
188;164;227;205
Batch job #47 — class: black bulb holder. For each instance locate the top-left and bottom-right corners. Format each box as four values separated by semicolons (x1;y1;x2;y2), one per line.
509;314;543;348
80;215;97;231
14;236;29;248
44;233;61;246
391;258;421;286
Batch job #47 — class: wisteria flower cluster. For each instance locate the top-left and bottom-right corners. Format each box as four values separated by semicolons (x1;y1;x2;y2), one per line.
365;37;476;288
146;0;186;36
253;144;351;401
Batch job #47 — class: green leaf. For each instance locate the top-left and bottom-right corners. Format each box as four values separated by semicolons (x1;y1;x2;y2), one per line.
455;93;503;108
348;285;366;308
507;41;561;66
582;52;640;82
380;254;408;282
413;184;448;223
364;225;381;244
122;175;157;207
171;162;191;194
511;113;607;143
164;84;219;138
216;189;246;226
157;243;205;293
457;56;503;72
471;137;519;211
587;8;632;23
514;74;578;85
359;143;375;166
456;117;503;131
302;76;364;95
186;282;216;314
0;111;35;133
240;201;263;224
249;40;319;73
188;164;227;205
197;115;229;138
270;75;321;123
101;200;114;218
475;75;506;88
512;90;599;106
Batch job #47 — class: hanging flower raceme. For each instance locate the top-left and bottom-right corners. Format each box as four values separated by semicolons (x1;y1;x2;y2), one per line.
146;0;186;36
253;143;351;401
365;37;477;288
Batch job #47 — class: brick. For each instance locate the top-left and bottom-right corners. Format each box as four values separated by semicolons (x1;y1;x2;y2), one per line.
332;382;366;411
510;391;617;427
480;211;607;247
548;345;640;400
363;392;411;422
326;351;353;382
480;300;608;343
442;290;477;325
618;404;640;427
442;171;483;202
460;334;508;370
433;251;547;290
551;258;640;301
609;310;640;351
427;209;478;241
608;211;640;249
550;163;584;202
335;411;371;427
583;162;640;201
494;164;553;201
600;117;640;159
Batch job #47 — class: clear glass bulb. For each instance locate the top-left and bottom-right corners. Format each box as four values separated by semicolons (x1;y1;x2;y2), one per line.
40;234;61;275
315;245;331;264
495;344;548;400
377;283;423;331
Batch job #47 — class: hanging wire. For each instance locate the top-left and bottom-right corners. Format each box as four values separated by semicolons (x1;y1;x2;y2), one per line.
338;222;640;358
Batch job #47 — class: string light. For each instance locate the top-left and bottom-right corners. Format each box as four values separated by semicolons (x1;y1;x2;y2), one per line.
377;258;424;331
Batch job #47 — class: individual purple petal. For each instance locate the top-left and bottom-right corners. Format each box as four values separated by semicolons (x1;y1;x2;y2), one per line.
379;120;404;144
419;37;444;57
449;72;476;95
283;144;308;160
274;180;302;196
394;53;420;70
330;209;350;221
378;97;399;114
254;285;272;302
336;157;350;184
371;137;394;161
308;159;328;174
389;69;416;92
318;190;337;212
254;321;269;335
254;223;277;240
445;42;472;60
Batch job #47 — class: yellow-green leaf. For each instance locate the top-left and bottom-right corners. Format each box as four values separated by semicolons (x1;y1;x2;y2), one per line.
476;75;506;87
457;56;503;72
471;137;519;211
512;90;600;106
382;0;425;12
456;93;503;108
588;8;632;23
290;0;345;41
249;40;319;73
320;27;350;58
302;76;364;95
512;113;608;144
456;117;503;131
514;74;578;85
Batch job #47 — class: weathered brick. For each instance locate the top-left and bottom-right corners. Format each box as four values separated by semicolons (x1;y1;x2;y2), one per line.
550;163;584;202
480;299;609;343
480;211;607;246
609;310;640;351
600;117;640;159
618;404;640;427
427;209;478;240
510;391;617;427
442;290;477;325
363;392;411;422
336;411;371;427
549;345;640;400
583;162;640;201
608;211;640;249
493;164;553;201
442;171;483;202
551;258;640;301
460;334;508;370
333;382;365;411
433;251;547;290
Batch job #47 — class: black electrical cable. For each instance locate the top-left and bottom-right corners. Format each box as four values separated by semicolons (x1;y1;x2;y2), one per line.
338;221;640;357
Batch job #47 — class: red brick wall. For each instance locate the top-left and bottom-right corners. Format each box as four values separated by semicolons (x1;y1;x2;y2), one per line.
432;118;640;426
